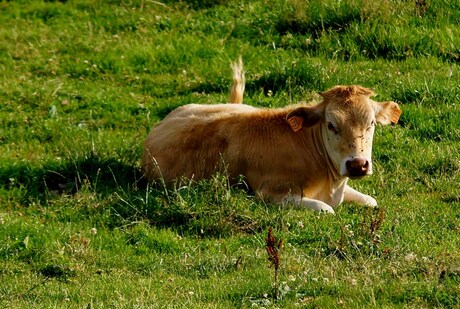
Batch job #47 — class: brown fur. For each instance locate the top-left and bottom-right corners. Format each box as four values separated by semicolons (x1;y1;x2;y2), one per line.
141;61;402;208
141;104;329;201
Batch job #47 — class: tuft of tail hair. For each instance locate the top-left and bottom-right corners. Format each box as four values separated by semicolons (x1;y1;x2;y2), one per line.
229;56;245;104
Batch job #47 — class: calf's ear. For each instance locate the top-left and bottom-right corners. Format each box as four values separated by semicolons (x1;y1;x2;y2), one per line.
375;101;402;125
286;105;323;132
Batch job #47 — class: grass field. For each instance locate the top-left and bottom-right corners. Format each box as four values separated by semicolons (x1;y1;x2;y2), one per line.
1;0;460;307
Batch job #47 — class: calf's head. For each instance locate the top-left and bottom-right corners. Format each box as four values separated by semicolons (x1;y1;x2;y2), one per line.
287;85;401;178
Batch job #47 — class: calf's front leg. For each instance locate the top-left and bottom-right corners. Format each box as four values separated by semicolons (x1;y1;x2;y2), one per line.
344;185;377;207
284;195;335;214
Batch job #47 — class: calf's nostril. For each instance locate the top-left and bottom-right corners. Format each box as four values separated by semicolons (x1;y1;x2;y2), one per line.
346;159;370;176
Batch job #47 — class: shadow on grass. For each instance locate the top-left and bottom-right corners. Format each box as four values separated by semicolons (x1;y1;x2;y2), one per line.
1;152;145;204
1;153;269;237
110;175;267;237
186;61;324;99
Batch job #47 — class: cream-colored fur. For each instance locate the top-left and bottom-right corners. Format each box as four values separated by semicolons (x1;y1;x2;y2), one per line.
141;60;402;213
228;56;245;104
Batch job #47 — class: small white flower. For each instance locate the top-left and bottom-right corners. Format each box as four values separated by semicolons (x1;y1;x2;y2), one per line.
91;228;97;235
297;221;304;228
405;252;416;262
262;298;271;306
48;105;58;118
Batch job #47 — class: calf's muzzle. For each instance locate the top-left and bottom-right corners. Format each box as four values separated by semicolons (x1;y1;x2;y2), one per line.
346;158;370;177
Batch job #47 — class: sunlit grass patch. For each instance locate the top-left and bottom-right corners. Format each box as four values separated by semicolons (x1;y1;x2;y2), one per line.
1;0;460;307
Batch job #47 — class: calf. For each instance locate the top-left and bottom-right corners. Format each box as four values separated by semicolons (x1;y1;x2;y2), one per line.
141;61;401;213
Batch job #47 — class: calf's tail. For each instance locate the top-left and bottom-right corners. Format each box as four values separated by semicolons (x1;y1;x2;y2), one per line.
228;56;245;104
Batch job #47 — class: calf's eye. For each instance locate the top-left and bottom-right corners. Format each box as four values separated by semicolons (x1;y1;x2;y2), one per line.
367;120;375;131
327;122;338;134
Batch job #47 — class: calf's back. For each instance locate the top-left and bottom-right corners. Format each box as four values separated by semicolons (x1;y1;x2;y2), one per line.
141;103;328;200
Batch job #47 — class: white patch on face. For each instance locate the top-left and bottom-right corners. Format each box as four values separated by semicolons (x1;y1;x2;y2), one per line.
322;105;376;178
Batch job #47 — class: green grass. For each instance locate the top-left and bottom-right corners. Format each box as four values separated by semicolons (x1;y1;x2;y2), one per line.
1;0;460;307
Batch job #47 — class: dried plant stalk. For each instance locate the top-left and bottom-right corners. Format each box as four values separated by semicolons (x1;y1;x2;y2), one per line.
266;227;283;299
